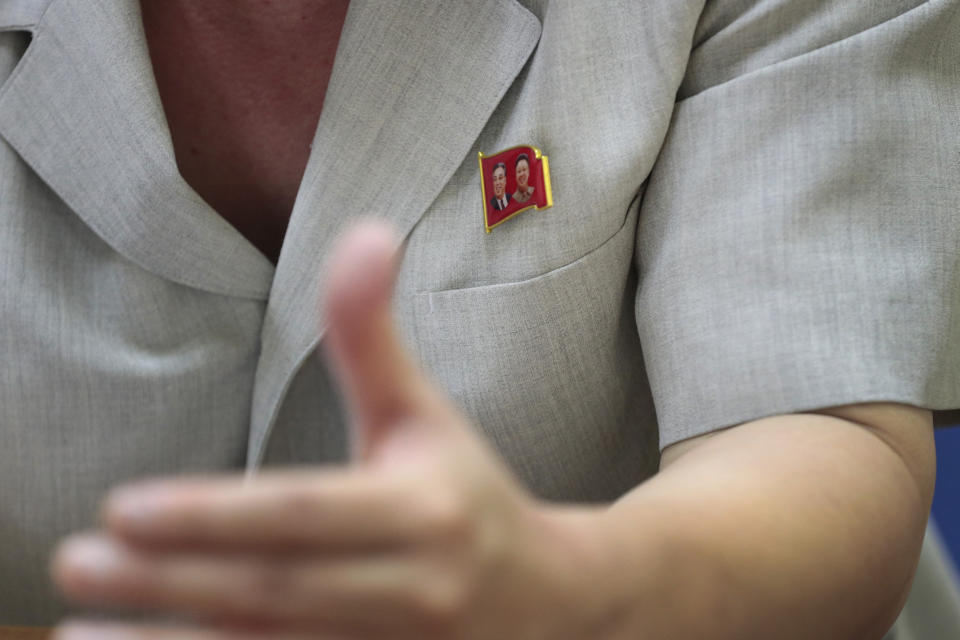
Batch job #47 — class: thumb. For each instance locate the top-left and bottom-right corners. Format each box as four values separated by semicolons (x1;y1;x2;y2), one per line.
322;220;449;462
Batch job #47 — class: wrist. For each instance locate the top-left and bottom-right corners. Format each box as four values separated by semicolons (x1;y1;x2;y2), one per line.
526;503;642;640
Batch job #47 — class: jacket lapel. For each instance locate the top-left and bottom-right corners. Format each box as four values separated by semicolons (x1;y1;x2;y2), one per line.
247;0;542;467
0;0;52;32
0;0;275;298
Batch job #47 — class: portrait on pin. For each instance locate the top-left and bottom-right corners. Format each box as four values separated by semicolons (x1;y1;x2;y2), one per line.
511;153;535;204
489;162;511;211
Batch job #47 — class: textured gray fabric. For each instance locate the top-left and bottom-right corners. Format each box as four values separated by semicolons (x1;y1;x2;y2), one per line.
0;0;956;633
0;0;51;33
0;0;274;297
247;0;544;469
638;0;960;449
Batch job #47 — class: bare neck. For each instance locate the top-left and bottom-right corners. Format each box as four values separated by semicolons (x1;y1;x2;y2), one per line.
140;0;351;74
139;0;351;264
142;1;349;36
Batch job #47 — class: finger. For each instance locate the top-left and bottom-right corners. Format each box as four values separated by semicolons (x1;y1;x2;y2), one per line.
100;469;452;552
52;536;450;636
53;619;349;640
322;221;451;460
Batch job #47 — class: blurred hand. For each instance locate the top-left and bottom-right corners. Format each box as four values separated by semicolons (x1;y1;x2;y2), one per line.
50;221;613;640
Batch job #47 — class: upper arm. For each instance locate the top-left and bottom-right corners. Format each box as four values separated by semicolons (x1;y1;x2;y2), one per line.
626;401;937;637
804;402;935;504
661;401;936;507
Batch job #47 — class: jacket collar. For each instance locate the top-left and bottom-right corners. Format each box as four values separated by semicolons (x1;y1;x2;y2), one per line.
0;0;541;463
0;0;53;32
0;0;275;298
247;0;541;467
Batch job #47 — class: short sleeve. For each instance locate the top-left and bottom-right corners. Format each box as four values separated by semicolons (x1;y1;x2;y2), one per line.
635;0;960;449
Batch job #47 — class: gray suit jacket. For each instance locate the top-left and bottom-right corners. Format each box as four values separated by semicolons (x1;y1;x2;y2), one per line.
0;0;958;633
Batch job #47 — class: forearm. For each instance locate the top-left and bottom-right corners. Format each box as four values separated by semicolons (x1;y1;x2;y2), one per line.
550;411;934;640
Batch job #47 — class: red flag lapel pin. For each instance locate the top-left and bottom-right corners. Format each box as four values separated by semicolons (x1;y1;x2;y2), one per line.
478;144;553;233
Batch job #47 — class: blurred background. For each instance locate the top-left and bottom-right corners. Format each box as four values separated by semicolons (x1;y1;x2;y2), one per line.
934;426;960;569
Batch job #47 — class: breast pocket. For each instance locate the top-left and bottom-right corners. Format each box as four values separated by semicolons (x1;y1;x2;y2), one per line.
409;204;659;502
